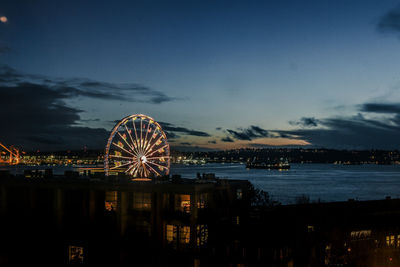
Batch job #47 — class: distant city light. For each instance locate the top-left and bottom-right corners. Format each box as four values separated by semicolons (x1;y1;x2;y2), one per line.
0;16;7;23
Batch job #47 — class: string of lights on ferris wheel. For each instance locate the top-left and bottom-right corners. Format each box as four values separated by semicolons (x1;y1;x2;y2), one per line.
104;114;170;178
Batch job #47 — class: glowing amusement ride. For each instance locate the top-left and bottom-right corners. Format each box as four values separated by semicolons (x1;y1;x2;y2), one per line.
104;114;170;179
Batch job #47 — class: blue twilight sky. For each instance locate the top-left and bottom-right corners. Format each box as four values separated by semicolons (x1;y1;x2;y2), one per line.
2;0;400;150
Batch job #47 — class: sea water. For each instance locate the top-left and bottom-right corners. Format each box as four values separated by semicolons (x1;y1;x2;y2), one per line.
170;163;400;204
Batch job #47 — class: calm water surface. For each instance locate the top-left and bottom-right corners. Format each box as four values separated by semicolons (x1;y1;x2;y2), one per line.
170;163;400;204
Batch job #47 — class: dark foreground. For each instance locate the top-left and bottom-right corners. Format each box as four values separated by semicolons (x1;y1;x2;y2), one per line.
0;170;399;266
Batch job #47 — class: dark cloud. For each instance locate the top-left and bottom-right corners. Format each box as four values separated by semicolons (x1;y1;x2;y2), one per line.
289;117;319;127
359;103;400;114
377;6;400;33
226;126;280;141
105;119;207;142
0;82;108;150
279;113;400;149
215;127;222;131
0;65;177;104
221;136;234;142
390;114;400;125
79;118;100;122
225;101;400;149
0;83;82;128
0;66;179;150
252;125;273;136
226;129;252;140
159;122;210;137
59;81;176;104
301;117;319;127
163;131;180;140
150;95;177;104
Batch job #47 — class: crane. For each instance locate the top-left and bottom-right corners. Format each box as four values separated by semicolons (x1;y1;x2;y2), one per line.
0;143;20;165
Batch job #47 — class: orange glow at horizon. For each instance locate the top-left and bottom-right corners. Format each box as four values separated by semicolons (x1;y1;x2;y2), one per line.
212;137;311;149
173;136;311;150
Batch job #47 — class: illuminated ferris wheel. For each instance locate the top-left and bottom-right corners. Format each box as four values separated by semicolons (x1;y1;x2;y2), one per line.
104;114;170;178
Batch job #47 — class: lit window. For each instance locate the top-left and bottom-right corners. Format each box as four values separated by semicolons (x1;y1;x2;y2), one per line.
105;191;118;211
69;245;84;264
175;194;191;213
350;230;371;240
133;192;152;210
179;226;190;244
166;224;177;243
386;235;395;246
236;216;240;225
307;225;314;232
196;225;208;246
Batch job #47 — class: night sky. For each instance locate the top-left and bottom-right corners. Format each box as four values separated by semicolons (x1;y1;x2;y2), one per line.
2;0;400;151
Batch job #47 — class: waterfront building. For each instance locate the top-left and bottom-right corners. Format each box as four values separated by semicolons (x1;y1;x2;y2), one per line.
1;171;400;266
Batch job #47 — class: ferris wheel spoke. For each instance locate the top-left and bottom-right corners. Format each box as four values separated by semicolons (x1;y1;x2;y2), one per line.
124;124;140;154
143;127;156;153
117;132;136;153
120;149;138;158
143;133;156;154
135;164;142;176
127;161;137;176
132;118;141;154
112;142;135;156
145;166;151;177
106;114;170;178
143;122;151;151
138;118;142;152
145;125;163;153
145;156;170;161
125;163;136;174
142;121;148;153
146;144;169;158
145;138;164;157
144;162;161;177
110;161;134;170
146;160;168;170
131;163;140;176
141;163;149;177
135;161;142;174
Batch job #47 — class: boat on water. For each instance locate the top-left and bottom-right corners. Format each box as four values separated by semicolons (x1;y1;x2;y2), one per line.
246;157;290;170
